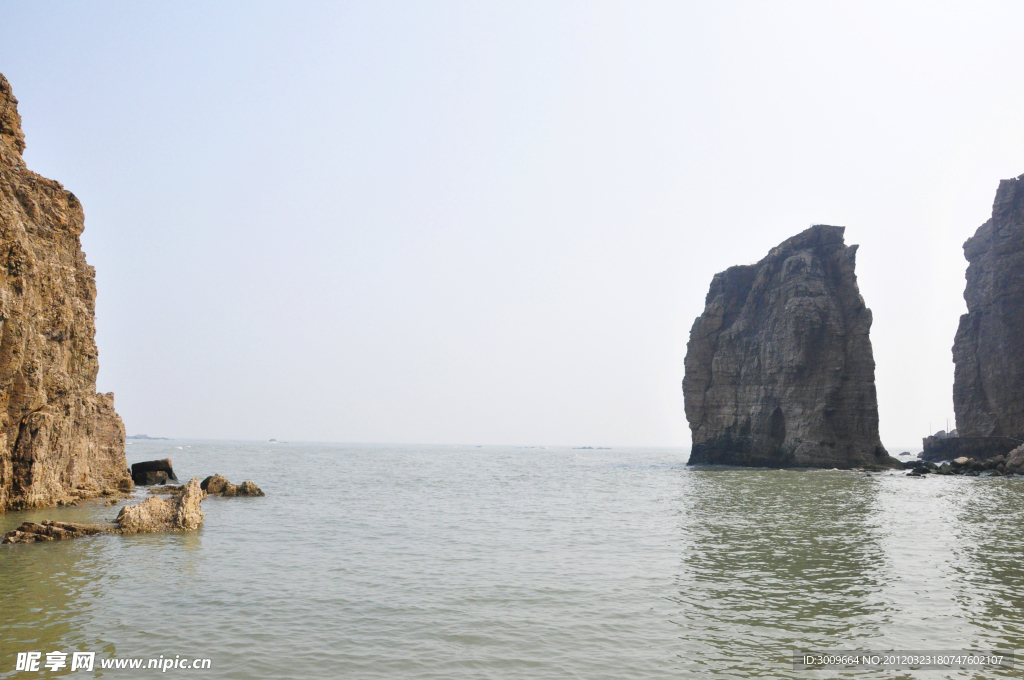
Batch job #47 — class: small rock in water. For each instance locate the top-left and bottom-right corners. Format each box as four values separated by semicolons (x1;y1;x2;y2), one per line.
200;474;265;497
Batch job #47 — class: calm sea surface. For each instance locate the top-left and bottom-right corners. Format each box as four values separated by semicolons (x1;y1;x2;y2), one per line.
2;441;1023;678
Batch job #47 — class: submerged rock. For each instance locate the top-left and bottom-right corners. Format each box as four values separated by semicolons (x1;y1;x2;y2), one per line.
200;474;264;497
0;73;132;511
148;484;185;495
951;174;1024;458
683;225;898;469
2;520;113;543
131;459;178;486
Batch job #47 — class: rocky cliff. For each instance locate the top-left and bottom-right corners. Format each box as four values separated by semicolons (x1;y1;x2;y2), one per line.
951;174;1024;456
683;225;897;468
0;73;131;510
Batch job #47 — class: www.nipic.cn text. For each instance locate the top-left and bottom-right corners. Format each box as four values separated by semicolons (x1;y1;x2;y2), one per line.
15;651;212;672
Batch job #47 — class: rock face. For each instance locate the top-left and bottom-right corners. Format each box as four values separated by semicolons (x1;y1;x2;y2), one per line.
921;430;1017;462
0;74;131;511
951;174;1024;457
683;225;897;468
115;477;205;534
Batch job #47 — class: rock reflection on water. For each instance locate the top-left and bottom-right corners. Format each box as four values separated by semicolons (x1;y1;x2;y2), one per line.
948;480;1024;644
671;469;1023;678
670;470;891;676
0;533;120;675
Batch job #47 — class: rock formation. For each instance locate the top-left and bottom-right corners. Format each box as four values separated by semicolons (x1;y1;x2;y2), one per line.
1;519;112;543
0;73;131;510
1004;444;1024;475
131;458;178;486
116;477;205;533
951;174;1024;458
200;474;264;497
683;225;898;468
3;477;206;542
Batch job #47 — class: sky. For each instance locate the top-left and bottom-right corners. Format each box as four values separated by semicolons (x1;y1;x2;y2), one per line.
2;1;1023;448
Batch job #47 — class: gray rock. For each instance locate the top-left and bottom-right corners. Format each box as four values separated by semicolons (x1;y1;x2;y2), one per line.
683;225;898;469
952;174;1024;456
1004;444;1024;475
130;459;178;486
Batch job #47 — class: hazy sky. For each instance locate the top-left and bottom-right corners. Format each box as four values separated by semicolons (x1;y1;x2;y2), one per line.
2;1;1023;448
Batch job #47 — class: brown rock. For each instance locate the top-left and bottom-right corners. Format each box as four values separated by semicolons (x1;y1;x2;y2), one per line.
115;477;205;534
201;474;264;497
683;225;898;469
952;174;1024;457
0;73;132;511
201;474;228;494
2;478;208;543
1;519;113;543
236;481;264;497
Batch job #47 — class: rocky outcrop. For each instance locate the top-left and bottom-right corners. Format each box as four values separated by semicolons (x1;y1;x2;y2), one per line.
201;474;264;497
3;477;206;542
903;456;1011;477
2;519;113;543
921;431;1019;462
952;174;1024;458
683;225;897;469
1004;444;1024;475
0;74;131;510
131;458;178;486
115;477;205;533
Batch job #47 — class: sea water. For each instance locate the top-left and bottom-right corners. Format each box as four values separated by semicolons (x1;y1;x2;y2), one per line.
2;441;1023;678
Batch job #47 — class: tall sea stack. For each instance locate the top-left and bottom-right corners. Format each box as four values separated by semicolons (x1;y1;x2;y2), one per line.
0;74;131;510
683;225;896;469
951;173;1024;456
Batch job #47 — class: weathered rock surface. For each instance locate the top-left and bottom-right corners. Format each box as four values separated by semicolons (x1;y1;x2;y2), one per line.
683;225;898;469
1;519;113;543
1004;444;1024;475
131;458;178;486
0;74;132;511
201;474;264;497
952;174;1024;458
2;478;207;543
115;477;205;533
